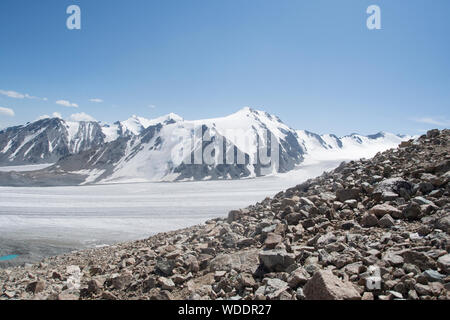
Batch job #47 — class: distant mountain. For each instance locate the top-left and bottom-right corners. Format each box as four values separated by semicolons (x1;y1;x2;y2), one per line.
101;113;184;140
45;107;304;183
0;108;411;186
0;118;105;166
296;130;407;162
0;114;183;166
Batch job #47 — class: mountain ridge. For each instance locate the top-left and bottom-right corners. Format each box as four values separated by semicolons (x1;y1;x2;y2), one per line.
0;108;411;185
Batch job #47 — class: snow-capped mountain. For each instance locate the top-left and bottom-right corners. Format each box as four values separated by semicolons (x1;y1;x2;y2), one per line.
48;107;305;183
0;118;106;166
0;107;411;186
296;130;409;163
100;113;184;141
0;114;184;166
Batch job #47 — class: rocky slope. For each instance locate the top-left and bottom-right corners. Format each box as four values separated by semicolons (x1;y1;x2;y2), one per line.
1;129;448;300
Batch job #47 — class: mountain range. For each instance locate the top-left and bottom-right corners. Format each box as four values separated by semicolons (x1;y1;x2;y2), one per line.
0;107;410;186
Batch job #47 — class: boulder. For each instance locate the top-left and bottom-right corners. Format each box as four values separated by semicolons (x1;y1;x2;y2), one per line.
336;188;360;202
422;270;445;282
373;178;413;199
209;249;259;274
156;259;175;276
227;210;242;223
402;250;436;271
285;212;302;225
403;203;421;220
437;254;450;274
378;214;395;228
259;249;296;272
157;277;175;290
383;252;404;267
87;279;103;293
26;281;46;294
303;270;361;300
281;197;299;209
111;272;133;290
369;204;402;218
256;278;290;300
264;233;283;249
287;267;310;288
361;213;378;227
238;273;256;288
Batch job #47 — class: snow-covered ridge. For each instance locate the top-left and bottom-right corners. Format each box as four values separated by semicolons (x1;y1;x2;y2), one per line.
0;107;411;184
99;113;183;141
0;113;184;166
297;130;408;163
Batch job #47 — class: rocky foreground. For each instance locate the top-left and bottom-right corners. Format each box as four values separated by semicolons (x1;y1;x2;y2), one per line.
1;129;449;300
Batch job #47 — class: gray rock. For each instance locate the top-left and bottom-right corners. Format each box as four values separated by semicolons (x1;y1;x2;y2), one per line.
402;250;436;271
383;252;404;267
316;232;337;246
258;278;290;300
369;204;402;218
422;270;445;282
158;277;175;290
227;210;242;223
378;214;395;228
156;259;175;276
303;270;360;300
437;254;450;274
259;249;296;272
373;178;413;199
412;196;433;205
264;233;283;249
388;290;404;299
287;267;310;288
361;213;378;227
402;203;421;220
296;287;306;300
341;220;357;230
26;281;46;294
111;272;132;290
336;188;360;202
209;249;259;274
87;279;103;293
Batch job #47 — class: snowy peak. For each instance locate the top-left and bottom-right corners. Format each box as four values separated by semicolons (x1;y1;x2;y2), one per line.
0;112;187;166
225;107;285;126
0;117;105;166
49;108;306;183
0;108;412;184
115;113;183;136
296;129;412;163
64;121;106;154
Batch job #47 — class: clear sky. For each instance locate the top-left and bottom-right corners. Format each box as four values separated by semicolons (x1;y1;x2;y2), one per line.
0;0;449;136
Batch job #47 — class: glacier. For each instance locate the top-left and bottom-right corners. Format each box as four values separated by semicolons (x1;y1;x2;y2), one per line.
0;158;343;266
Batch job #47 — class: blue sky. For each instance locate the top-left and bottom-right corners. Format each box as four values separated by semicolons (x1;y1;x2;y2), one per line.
0;0;449;136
